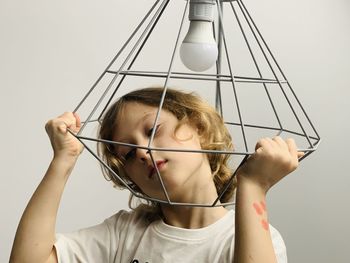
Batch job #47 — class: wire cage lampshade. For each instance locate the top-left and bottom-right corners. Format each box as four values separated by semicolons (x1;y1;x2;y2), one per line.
70;0;321;207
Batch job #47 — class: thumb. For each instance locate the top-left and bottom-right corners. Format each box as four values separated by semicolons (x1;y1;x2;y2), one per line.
297;151;305;158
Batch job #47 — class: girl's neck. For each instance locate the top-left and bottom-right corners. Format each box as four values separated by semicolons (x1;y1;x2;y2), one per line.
159;167;229;229
160;204;228;229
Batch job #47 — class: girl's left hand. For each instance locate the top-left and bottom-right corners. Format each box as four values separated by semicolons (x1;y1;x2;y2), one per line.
236;136;304;193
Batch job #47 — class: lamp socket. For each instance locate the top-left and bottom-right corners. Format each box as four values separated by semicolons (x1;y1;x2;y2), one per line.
189;0;216;22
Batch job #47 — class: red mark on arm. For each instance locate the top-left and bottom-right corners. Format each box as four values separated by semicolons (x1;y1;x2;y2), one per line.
253;201;269;231
260;201;266;211
253;202;263;215
261;219;269;231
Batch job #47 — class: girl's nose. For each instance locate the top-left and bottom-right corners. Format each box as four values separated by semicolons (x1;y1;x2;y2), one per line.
136;147;151;163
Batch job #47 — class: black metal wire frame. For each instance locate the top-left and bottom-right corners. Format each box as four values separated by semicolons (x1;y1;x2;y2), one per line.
70;0;321;207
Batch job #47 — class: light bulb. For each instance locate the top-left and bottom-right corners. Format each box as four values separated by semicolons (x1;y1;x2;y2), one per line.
180;0;217;72
180;21;218;72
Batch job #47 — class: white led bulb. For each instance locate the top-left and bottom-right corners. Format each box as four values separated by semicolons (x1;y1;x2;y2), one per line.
180;0;218;72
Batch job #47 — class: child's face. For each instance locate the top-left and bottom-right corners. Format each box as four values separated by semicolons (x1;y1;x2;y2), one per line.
112;102;213;202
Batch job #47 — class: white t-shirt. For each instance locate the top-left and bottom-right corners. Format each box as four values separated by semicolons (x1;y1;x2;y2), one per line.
54;209;287;263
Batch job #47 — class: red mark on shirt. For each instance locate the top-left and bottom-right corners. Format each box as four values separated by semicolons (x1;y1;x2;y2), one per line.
261;219;269;230
253;202;263;215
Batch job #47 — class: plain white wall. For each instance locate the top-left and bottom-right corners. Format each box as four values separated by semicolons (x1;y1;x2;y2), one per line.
1;0;349;262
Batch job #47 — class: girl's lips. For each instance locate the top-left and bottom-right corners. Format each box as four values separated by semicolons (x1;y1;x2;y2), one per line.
148;160;167;178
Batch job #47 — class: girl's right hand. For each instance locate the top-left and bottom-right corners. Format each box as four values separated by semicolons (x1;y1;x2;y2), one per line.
45;112;84;162
236;137;304;193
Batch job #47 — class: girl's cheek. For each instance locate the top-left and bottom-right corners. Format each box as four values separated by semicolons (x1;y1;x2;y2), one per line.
174;127;196;142
123;163;133;174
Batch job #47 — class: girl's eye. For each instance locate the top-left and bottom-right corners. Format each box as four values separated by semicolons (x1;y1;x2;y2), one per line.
147;124;160;137
123;125;161;160
124;148;136;160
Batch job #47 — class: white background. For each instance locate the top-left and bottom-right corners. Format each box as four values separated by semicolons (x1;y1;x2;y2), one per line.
1;0;349;262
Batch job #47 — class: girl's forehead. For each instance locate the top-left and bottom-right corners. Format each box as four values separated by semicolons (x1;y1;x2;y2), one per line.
117;102;176;121
118;102;167;121
112;102;175;139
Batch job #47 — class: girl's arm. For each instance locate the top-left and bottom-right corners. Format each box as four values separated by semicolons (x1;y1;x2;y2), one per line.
10;112;83;263
233;137;303;263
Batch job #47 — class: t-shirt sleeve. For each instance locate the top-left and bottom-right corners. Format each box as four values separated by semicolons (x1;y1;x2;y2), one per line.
54;211;124;263
270;224;288;263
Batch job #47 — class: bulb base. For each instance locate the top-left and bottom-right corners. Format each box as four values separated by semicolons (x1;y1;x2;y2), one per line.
189;0;216;22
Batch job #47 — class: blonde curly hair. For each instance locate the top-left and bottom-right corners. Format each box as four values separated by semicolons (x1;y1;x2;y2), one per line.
98;87;235;218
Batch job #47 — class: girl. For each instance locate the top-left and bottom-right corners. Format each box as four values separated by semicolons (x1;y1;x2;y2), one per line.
10;87;303;263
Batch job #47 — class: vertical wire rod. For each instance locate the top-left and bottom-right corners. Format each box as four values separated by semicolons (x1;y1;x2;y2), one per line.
237;0;313;148
148;0;190;148
78;0;169;135
149;151;171;203
230;2;283;132
214;1;224;117
212;154;249;206
146;0;189;201
239;0;321;141
216;0;249;152
97;0;172;122
73;0;162;114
